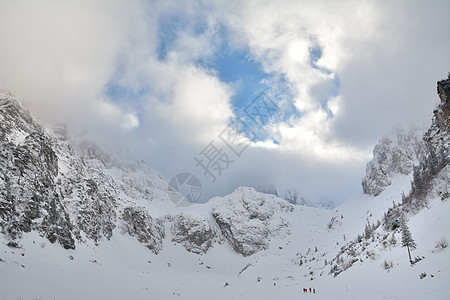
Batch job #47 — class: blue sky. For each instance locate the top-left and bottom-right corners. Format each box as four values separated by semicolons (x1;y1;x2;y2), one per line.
106;13;303;143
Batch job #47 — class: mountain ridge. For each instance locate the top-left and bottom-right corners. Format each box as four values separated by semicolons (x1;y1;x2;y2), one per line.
0;75;449;299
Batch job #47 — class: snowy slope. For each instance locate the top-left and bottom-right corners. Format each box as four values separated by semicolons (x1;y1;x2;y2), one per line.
1;179;448;300
1;75;450;300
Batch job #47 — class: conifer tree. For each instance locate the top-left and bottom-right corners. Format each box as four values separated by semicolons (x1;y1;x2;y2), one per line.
401;220;417;264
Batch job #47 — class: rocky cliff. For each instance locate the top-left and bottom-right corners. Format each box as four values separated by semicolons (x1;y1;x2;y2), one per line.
361;129;426;196
362;75;450;198
0;91;295;256
0;90;176;253
2;74;448;258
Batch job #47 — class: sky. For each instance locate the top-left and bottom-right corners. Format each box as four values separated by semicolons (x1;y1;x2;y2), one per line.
0;0;449;205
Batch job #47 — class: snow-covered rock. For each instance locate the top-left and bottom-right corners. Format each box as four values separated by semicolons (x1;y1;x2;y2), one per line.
1;90;297;258
361;128;426;196
171;213;220;254
362;75;449;198
121;206;165;254
415;75;450;200
0;90;175;251
211;187;293;256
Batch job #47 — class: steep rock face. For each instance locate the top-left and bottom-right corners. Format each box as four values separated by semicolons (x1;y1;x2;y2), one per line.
425;76;450;149
363;75;450;198
171;213;219;254
0;90;175;252
61;143;120;243
361;129;426;196
0;91;41;142
437;75;450;119
366;75;450;242
324;76;450;279
413;75;450;201
1;90;298;257
211;187;293;256
122;207;165;254
0;94;76;249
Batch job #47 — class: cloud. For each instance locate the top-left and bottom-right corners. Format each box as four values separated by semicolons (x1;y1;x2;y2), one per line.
0;0;143;128
1;0;449;206
122;113;139;130
191;0;449;204
331;0;450;145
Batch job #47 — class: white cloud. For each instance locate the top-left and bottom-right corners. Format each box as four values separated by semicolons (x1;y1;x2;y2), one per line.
220;0;378;110
195;0;449;203
0;0;144;128
0;0;449;205
122;114;140;130
211;0;379;165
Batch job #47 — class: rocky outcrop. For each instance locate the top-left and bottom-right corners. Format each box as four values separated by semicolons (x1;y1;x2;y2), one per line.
171;213;219;254
0;91;41;142
363;74;449;201
121;207;165;254
0;98;76;249
40;193;75;249
0;90;175;252
362;74;450;198
361;129;426;196
437;74;450;119
1;90;298;258
426;75;450;143
211;187;293;256
411;75;450;202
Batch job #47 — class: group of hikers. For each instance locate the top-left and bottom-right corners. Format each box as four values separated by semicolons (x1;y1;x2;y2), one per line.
302;287;316;293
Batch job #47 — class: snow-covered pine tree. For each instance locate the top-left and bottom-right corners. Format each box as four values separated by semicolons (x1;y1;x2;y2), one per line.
411;165;423;195
401;220;417;264
401;191;407;204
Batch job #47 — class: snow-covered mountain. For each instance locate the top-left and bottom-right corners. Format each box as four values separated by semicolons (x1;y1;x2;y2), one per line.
0;75;449;300
0;90;181;253
361;128;426;196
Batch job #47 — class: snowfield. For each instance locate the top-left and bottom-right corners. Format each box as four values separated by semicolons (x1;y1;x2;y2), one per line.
1;176;449;300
